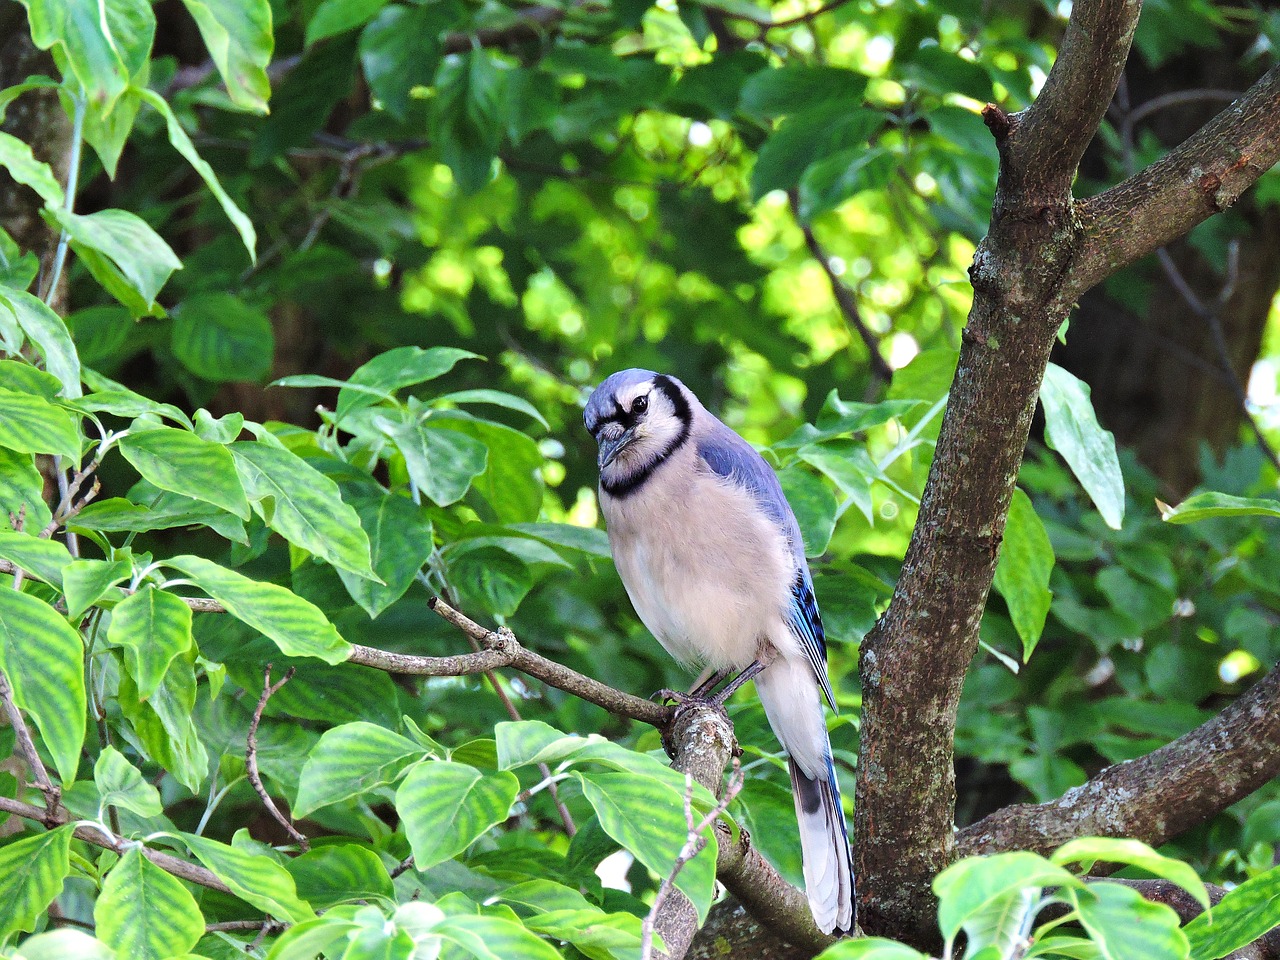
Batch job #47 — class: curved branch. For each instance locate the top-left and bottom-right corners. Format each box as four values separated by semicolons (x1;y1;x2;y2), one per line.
1068;64;1280;304
853;0;1143;943
346;598;671;725
956;661;1280;858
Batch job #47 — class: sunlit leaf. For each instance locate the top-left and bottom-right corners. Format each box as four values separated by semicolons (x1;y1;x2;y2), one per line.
95;847;203;960
1040;364;1124;530
396;761;518;869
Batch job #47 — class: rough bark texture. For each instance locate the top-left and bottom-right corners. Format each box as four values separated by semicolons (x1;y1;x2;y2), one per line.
956;662;1280;858
854;1;1144;944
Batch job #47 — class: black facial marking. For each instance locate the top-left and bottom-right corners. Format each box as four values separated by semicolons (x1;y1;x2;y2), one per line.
600;375;693;499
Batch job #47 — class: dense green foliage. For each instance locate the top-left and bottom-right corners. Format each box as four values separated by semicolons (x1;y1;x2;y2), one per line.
0;0;1277;957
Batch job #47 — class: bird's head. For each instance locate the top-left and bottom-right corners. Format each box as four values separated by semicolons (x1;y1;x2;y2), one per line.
584;369;694;487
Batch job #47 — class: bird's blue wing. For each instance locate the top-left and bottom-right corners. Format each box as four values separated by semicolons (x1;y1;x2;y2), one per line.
697;422;837;711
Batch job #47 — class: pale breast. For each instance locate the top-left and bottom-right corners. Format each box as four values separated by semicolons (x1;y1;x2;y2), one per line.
601;452;794;672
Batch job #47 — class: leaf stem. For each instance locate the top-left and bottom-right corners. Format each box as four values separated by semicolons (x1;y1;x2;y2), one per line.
43;90;86;305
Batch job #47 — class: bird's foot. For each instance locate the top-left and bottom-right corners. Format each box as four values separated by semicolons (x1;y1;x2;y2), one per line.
651;687;697;706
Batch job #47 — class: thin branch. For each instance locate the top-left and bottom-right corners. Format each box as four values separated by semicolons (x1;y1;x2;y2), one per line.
246;665;308;851
0;794;230;893
0;669;58;820
641;758;746;960
1069;64;1280;304
206;919;289;935
794;194;893;385
390;855;415;879
957;661;1280;859
1125;88;1244;128
347;598;671;725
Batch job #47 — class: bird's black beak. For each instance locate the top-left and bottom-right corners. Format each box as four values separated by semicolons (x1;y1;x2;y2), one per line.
597;424;636;469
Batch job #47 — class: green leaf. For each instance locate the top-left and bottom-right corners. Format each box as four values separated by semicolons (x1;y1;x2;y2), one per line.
337;491;433;618
73;494;248;544
385;418;489;507
0;290;80;398
287;844;395;909
435;914;562;960
496;720;591;771
1050;838;1208;909
47;208;181;311
66;305;131;367
0;448;53;533
264;915;361;960
107;587;194;700
181;833;315;922
1185;862;1280;960
117;655;207;792
431;417;543;523
750;105;882;200
521;906;647;959
814;940;929;959
136;89;257;259
178;0;274;112
164;555;351;664
432;390;549;429
295;721;425;816
739;64;869;120
797;146;896;221
579;770;718;922
993;488;1055;661
0;588;86;783
1040;364;1124;530
63;558;130;619
0;224;39;292
231;443;377;580
171;294;274;383
12;929;115;960
1069;882;1189;960
0;361;61;400
94;745;163;818
0;387;81;459
338;346;481;419
396;761;518;869
445;545;534;618
0;530;73;587
81;84;141;177
21;0;155;113
95;847;204;960
778;466;838;556
0;132;63;205
359;4;449;119
0;827;73;940
117;427;249;519
933;852;1077;951
1160;491;1280;524
308;0;390;44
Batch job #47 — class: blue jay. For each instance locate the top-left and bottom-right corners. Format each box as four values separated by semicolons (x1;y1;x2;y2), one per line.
584;368;855;935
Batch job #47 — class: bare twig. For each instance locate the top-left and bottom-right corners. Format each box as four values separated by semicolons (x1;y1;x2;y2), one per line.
642;758;746;960
41;476;100;539
390;854;415;879
0;794;230;892
793;194;893;385
246;665;308;851
206;919;289;935
0;669;59;821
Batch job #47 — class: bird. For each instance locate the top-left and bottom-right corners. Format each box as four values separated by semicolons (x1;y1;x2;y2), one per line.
584;368;855;935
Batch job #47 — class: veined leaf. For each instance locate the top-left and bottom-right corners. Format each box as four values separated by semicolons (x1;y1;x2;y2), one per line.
434;914;562;960
177;0;274;113
47;208;181;311
21;0;154;113
0;132;62;205
181;833;315;922
286;844;395;909
0;588;86;784
107;586;195;699
94;745;163;818
0;290;80;399
337;491;433;618
0;448;53;533
0;827;73;940
295;721;426;816
1185;862;1280;960
0;387;81;460
579;770;718;922
396;761;518;870
232;442;377;580
172;294;274;383
11;929;115;960
933;852;1077;951
0;529;74;588
164;555;351;663
1051;838;1208;908
117;427;249;520
63;558;131;619
1069;882;1188;960
95;847;204;960
993;488;1055;661
383;417;488;507
338;346;481;419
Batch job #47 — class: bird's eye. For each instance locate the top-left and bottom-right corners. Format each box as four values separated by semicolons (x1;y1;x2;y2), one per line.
632;395;648;415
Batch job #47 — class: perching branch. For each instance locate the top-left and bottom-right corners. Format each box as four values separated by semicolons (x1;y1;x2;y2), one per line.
855;0;1142;943
0;794;230;893
246;665;308;851
957;661;1280;860
347;597;671;725
0;669;58;820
